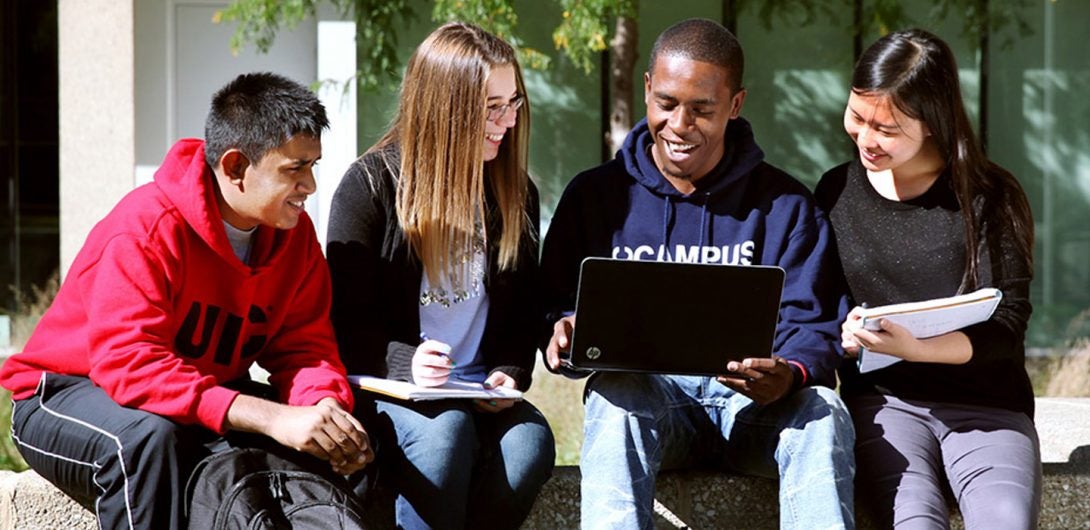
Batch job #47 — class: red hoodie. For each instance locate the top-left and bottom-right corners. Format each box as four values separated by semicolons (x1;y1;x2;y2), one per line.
0;139;354;433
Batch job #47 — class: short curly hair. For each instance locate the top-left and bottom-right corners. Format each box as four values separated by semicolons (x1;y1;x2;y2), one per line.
648;18;744;92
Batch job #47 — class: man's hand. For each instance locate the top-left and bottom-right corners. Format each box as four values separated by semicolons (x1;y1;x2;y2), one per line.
716;356;795;405
228;395;374;475
545;315;576;370
474;370;518;413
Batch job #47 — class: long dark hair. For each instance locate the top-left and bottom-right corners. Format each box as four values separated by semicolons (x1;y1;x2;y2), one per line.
852;28;1034;287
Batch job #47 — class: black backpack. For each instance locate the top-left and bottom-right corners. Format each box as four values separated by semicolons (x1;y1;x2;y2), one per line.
185;446;368;530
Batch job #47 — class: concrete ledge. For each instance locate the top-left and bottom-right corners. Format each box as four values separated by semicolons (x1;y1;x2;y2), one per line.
522;467;782;529
2;398;1088;529
4;463;1087;529
522;460;1090;529
0;468;96;530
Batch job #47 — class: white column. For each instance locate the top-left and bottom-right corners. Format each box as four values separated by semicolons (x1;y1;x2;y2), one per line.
58;0;135;277
311;20;358;250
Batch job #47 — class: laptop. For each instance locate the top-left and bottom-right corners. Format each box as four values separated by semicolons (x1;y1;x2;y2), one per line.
562;257;785;376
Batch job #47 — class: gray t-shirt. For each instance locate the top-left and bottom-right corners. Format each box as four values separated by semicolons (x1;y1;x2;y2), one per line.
419;232;489;383
223;221;256;265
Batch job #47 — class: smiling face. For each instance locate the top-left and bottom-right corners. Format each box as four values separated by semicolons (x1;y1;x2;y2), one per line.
216;133;321;230
483;65;519;163
644;55;745;192
843;91;933;174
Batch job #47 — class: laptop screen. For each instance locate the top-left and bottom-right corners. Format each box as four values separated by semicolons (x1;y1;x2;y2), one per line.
565;258;785;376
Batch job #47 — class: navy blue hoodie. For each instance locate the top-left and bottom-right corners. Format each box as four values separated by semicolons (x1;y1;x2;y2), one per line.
541;117;847;388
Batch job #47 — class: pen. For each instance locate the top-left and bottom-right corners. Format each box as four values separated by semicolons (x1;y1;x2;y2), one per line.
419;332;454;363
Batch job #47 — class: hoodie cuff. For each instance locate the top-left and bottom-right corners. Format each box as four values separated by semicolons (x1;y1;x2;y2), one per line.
197;385;242;435
785;360;808;392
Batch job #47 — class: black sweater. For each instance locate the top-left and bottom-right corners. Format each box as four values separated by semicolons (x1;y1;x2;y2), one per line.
815;159;1035;418
325;148;542;390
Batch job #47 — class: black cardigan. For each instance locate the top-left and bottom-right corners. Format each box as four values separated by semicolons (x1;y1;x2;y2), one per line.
325;148;542;390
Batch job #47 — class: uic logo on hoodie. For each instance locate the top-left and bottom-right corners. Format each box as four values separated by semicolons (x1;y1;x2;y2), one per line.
612;241;755;265
175;302;268;365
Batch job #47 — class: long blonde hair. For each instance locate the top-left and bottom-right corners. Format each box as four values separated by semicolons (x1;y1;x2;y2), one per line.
370;22;532;287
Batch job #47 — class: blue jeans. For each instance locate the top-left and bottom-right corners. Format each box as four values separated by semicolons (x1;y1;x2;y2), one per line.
364;394;555;530
581;373;855;530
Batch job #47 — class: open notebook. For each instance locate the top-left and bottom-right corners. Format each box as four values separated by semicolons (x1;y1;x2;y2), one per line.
857;288;1002;373
348;375;523;401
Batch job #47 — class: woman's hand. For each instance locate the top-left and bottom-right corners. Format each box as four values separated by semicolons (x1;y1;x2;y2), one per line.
850;317;921;361
412;339;454;387
846;309;974;365
840;306;865;358
474;370;517;413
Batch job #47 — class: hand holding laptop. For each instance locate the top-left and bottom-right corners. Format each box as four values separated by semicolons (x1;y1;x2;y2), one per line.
716;356;796;405
558;259;786;377
545;315;577;371
550;300;794;404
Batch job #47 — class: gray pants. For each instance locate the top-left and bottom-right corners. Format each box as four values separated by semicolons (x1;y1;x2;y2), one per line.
848;394;1041;529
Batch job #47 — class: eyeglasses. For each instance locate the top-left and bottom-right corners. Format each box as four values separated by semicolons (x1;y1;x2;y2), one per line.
486;94;524;122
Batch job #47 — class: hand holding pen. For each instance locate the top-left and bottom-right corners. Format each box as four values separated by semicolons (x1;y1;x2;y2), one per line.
412;332;454;387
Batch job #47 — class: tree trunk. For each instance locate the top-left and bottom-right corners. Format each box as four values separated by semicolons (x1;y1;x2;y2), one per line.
606;15;638;157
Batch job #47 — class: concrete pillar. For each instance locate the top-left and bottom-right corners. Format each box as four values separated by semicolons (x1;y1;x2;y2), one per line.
58;0;134;277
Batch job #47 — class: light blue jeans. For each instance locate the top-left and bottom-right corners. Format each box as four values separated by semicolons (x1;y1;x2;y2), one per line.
367;395;555;530
581;373;855;530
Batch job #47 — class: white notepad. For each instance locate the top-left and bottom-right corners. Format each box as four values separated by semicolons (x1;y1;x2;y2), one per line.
348;375;523;401
857;288;1002;373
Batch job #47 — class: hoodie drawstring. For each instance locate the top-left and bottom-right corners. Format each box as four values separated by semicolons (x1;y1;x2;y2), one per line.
661;195;673;251
698;193;710;249
660;193;712;260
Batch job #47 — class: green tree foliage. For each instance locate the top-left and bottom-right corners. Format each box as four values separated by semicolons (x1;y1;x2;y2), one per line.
551;0;636;74
217;0;417;91
218;0;556;89
217;0;1034;147
431;0;551;69
747;0;1032;50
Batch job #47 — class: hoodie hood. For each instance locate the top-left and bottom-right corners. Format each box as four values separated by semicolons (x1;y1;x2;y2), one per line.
153;138;290;273
610;117;768;260
621;117;765;199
